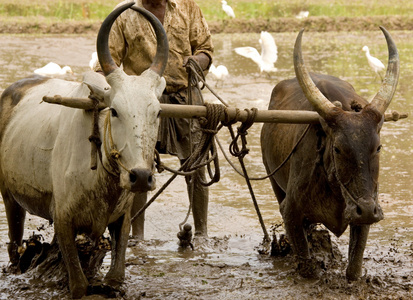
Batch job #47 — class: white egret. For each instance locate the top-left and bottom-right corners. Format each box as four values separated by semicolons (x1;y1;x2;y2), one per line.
34;62;73;76
89;51;98;70
209;63;229;87
296;11;309;19
362;45;385;81
234;31;278;75
221;0;235;18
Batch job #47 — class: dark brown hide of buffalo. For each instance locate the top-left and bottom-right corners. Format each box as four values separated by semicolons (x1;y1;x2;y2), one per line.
261;73;384;280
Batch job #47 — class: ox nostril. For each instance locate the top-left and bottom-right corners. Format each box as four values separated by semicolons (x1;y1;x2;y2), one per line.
129;168;154;192
356;206;362;216
374;207;378;215
129;172;137;184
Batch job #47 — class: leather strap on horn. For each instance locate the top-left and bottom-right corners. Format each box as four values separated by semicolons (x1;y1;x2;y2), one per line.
96;2;134;76
130;6;169;76
293;28;336;119
370;26;400;115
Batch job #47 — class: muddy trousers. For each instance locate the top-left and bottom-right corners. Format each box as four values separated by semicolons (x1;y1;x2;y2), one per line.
131;164;209;239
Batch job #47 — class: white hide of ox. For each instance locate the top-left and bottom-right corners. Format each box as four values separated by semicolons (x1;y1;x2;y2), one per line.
0;3;168;299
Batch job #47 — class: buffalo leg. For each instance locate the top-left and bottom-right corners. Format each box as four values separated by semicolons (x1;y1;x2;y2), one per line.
280;198;309;258
280;197;319;277
346;224;370;281
2;190;26;266
131;192;147;239
54;219;88;299
106;213;130;285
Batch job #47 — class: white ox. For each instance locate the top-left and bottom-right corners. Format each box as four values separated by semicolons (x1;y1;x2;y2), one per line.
0;3;168;299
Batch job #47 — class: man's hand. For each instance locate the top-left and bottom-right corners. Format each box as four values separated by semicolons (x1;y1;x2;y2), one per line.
183;53;210;71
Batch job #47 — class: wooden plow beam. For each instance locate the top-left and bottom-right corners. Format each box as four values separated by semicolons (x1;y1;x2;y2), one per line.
42;95;408;124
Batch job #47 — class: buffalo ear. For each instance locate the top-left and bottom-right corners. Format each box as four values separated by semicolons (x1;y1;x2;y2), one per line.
318;106;342;132
319;116;334;134
362;104;384;132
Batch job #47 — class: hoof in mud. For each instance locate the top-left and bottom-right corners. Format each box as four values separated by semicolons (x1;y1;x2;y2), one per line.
270;234;292;257
297;257;322;279
87;283;125;298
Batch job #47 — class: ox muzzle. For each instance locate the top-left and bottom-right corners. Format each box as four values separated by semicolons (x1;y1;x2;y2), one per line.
129;168;156;193
345;197;384;224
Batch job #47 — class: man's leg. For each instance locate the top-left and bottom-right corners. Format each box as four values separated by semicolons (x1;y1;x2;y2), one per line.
188;166;209;236
131;192;147;239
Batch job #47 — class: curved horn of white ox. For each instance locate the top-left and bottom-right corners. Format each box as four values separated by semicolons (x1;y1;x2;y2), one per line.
293;28;337;120
96;2;169;76
369;26;400;115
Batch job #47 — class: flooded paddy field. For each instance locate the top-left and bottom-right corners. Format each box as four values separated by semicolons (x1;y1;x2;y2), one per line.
0;30;412;299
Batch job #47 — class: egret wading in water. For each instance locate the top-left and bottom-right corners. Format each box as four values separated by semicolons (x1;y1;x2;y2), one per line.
34;62;73;77
234;31;278;76
221;0;235;18
362;45;385;81
89;52;98;70
208;63;229;87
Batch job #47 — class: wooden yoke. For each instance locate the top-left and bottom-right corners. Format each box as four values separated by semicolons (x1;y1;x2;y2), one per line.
43;95;408;124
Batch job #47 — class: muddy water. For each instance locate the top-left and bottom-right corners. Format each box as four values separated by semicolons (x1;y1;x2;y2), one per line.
0;31;412;299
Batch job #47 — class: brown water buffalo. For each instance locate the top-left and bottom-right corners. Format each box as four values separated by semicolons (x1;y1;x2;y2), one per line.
260;27;399;280
0;3;168;298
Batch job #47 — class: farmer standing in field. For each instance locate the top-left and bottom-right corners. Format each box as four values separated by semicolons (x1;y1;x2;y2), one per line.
95;0;214;240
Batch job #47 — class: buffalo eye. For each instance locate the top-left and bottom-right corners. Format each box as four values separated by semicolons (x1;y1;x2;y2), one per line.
334;146;341;154
111;108;118;118
376;145;382;153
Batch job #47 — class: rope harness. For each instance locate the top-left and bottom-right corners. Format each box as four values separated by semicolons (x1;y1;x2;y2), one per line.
103;109;133;176
330;143;363;207
131;58;308;247
87;57;307;247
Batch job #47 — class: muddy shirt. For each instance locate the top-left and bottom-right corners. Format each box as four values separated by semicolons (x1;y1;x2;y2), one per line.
95;0;214;94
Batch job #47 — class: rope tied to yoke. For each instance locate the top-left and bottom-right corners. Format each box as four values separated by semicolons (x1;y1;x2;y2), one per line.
229;108;258;158
182;102;224;185
102;109;132;176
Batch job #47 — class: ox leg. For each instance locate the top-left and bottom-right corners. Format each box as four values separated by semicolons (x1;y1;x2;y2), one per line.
346;224;370;281
187;165;209;237
131;192;147;239
106;213;130;286
54;220;88;299
2;190;26;266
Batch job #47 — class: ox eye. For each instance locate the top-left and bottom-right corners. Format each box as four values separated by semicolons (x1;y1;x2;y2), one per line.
111;108;118;118
376;145;382;153
334;146;341;154
157;110;162;118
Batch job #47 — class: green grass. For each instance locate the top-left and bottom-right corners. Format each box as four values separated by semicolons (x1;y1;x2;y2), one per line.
0;0;412;22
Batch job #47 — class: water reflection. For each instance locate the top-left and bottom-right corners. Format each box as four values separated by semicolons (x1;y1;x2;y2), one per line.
0;31;411;269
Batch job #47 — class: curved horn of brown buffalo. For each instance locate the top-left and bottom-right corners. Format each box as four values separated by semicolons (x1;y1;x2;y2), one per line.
369;26;400;115
130;6;169;75
293;29;337;119
97;2;169;76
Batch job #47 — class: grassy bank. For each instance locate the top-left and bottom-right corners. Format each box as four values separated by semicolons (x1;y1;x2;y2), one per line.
1;0;412;21
0;0;412;34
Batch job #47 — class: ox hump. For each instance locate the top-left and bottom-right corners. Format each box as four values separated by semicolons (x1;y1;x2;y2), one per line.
0;75;49;138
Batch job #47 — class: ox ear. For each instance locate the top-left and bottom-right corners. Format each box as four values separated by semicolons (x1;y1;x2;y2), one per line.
140;68;166;99
155;76;166;99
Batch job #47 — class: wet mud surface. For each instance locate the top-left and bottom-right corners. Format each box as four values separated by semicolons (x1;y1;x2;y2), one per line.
0;31;412;299
1;228;412;299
